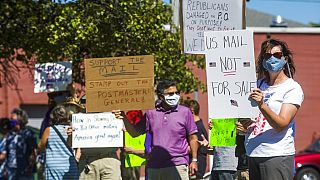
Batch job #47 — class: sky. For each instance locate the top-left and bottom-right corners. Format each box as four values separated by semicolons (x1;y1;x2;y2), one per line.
246;0;320;24
164;0;320;24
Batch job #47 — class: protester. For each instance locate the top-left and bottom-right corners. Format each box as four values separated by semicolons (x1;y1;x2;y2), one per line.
38;105;79;180
78;143;121;179
114;79;199;180
37;92;59;180
0;118;13;180
236;39;304;180
234;131;249;180
5;108;37;180
183;99;208;179
121;110;144;180
199;120;237;180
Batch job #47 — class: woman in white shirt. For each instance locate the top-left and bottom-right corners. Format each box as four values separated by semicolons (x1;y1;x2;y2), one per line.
237;39;304;180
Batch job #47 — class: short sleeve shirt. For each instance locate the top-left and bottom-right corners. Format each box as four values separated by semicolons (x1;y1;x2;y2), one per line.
138;105;198;168
0;138;6;176
245;78;304;157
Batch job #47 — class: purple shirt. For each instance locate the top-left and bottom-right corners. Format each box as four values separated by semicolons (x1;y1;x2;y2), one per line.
138;105;198;168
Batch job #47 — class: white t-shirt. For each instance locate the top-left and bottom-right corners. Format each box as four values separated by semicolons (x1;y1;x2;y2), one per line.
245;78;304;157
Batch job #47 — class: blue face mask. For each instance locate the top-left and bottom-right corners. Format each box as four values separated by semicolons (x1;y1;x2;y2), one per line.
10;119;18;127
263;56;286;72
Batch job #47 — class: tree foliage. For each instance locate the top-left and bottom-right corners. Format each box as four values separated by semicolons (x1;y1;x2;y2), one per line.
309;22;320;27
0;0;205;93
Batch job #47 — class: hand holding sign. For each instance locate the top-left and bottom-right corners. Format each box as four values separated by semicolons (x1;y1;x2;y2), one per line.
197;134;210;148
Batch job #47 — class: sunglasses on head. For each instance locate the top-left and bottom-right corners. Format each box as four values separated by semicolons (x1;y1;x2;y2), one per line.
163;91;180;96
263;52;283;59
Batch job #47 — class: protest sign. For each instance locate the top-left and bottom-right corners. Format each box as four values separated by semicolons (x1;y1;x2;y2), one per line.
124;132;146;167
72;113;123;148
34;61;72;93
182;0;244;54
209;118;237;146
205;30;259;118
85;55;155;112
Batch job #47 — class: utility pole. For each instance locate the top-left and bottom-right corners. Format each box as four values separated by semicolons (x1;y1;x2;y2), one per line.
171;0;180;28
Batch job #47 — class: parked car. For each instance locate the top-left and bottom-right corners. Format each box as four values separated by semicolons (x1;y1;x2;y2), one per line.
294;138;320;180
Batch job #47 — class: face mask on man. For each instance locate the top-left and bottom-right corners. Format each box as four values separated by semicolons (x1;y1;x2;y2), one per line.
263;56;286;72
164;94;180;107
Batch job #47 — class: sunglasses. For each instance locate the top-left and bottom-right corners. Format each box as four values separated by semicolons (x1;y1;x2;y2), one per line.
263;52;283;59
163;91;180;96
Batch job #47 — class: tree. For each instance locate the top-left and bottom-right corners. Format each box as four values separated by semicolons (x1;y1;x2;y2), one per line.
0;0;205;93
309;22;320;27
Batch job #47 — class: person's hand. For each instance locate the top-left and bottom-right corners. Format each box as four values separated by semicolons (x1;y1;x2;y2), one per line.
197;134;210;148
250;88;264;107
236;119;253;134
189;161;198;176
66;126;74;136
236;121;247;134
208;121;213;130
112;110;125;119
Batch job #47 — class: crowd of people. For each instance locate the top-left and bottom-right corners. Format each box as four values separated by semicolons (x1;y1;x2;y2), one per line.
0;108;37;180
0;38;304;180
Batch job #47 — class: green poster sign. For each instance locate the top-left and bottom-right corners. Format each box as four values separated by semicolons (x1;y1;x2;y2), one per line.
124;132;146;167
210;118;237;146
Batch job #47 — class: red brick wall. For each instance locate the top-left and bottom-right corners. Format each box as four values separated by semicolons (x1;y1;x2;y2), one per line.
0;63;48;118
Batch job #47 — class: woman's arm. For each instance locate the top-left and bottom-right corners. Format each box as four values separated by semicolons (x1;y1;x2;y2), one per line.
124;147;146;158
260;103;299;132
251;89;299;132
75;148;81;162
0;152;6;161
38;127;50;153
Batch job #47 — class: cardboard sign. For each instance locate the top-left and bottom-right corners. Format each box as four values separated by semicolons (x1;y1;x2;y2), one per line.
205;30;259;118
85;55;155;112
72;113;123;148
182;0;243;54
210;118;237;146
124;132;146;167
34;61;72;93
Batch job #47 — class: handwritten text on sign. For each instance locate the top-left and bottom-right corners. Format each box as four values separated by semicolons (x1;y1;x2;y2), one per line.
210;118;237;146
182;0;243;54
72;113;123;148
34;61;72;93
205;30;259;118
85;55;155;112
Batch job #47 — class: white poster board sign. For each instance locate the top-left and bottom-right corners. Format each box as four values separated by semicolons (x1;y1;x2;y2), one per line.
205;30;259;118
182;0;243;54
34;61;72;93
72;113;124;148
